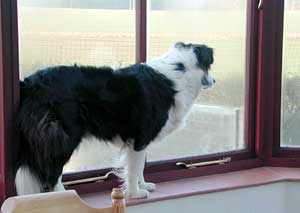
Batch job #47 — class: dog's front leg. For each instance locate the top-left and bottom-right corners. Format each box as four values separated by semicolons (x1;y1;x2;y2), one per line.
124;148;150;198
138;155;156;192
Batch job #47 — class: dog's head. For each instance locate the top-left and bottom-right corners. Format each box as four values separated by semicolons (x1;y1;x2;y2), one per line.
170;42;215;89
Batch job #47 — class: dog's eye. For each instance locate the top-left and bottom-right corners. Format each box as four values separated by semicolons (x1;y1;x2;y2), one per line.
174;63;185;72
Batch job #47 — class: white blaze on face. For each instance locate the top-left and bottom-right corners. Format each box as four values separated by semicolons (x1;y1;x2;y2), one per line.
147;42;215;98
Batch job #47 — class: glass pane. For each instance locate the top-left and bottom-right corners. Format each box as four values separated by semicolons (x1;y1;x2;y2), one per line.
18;0;135;78
18;0;135;172
281;0;300;147
147;0;247;161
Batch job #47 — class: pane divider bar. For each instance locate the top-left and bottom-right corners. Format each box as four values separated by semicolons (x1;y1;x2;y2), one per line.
135;0;147;63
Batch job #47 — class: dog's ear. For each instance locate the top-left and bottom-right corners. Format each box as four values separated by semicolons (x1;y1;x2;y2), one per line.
193;45;214;70
175;42;185;48
175;42;194;49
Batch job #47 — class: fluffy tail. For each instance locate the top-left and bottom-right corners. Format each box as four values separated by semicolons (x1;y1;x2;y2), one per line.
15;165;43;195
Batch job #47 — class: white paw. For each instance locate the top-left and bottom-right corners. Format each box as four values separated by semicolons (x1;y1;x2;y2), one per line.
139;182;156;192
126;189;149;199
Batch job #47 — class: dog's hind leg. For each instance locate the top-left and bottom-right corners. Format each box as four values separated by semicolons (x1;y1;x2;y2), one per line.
123;147;149;198
53;175;65;191
17;107;80;195
15;165;43;195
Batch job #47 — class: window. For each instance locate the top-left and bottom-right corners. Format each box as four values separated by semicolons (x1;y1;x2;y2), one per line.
18;0;136;172
281;0;300;147
147;0;247;161
17;0;251;173
18;0;136;79
3;0;279;200
15;0;257;188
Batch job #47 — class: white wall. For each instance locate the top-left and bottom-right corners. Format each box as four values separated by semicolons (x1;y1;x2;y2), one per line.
285;182;300;212
128;182;299;213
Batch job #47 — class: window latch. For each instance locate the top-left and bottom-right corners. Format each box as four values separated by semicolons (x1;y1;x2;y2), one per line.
176;157;231;169
63;171;115;186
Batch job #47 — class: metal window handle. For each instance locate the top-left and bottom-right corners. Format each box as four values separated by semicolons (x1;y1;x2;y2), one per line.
176;157;231;169
63;171;115;186
258;0;263;9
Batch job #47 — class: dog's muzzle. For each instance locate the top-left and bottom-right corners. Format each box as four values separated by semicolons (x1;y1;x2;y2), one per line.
201;74;215;89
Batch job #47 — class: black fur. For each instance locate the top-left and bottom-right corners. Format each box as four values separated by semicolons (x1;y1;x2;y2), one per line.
173;62;185;72
17;64;176;190
193;45;214;71
174;42;214;71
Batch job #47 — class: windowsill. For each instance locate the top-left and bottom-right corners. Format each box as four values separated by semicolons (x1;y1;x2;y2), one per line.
81;167;300;208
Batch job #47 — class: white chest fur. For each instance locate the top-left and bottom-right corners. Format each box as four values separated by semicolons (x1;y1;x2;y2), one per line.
155;84;199;142
146;47;204;142
147;68;202;142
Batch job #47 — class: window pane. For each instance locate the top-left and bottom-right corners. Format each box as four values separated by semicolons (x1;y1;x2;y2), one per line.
147;0;247;161
18;0;135;172
281;0;300;147
18;0;135;78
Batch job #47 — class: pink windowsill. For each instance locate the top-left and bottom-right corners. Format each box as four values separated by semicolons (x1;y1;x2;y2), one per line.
81;167;300;208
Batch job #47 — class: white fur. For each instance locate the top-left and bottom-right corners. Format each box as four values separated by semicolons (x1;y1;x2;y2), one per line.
138;155;156;192
53;175;65;191
121;44;213;199
15;44;211;199
15;165;43;195
147;44;206;141
121;147;151;198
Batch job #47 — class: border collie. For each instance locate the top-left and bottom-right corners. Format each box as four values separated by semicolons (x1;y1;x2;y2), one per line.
15;42;214;198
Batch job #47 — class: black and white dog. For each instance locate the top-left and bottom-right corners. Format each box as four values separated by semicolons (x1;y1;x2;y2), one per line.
15;42;214;198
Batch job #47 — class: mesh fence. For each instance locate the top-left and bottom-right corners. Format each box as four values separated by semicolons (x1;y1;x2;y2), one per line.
20;32;246;107
19;32;135;77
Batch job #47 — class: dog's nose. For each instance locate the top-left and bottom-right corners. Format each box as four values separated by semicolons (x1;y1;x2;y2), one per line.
213;79;216;84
